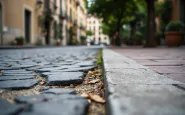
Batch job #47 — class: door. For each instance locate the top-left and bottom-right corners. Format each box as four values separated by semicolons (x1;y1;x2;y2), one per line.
0;3;2;45
25;10;31;43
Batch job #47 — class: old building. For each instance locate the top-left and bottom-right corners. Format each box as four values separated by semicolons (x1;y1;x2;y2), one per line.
0;0;88;45
0;0;44;45
77;0;87;44
65;0;87;45
87;15;110;45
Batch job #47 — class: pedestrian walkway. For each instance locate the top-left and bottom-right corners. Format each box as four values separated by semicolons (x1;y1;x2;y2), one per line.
103;47;185;115
111;46;185;83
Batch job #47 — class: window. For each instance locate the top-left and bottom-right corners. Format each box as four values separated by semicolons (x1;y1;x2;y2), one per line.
104;37;107;40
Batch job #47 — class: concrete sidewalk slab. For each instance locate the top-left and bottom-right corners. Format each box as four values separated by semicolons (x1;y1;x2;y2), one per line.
103;48;185;115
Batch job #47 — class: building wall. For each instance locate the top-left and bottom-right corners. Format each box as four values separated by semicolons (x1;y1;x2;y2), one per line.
0;0;88;45
87;15;110;45
77;0;87;43
1;0;46;45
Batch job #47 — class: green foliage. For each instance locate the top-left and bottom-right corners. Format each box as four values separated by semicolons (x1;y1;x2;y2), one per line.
89;0;139;37
38;15;46;35
97;49;102;67
35;39;42;46
54;22;63;40
135;31;144;40
165;21;185;32
155;32;164;40
80;36;86;41
58;23;63;40
86;31;93;36
15;36;24;42
121;28;130;40
68;27;77;45
155;0;172;32
54;21;58;39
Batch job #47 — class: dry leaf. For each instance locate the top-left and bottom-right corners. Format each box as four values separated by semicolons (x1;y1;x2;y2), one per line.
88;79;100;84
88;71;93;75
70;84;75;88
81;93;90;98
0;90;4;94
89;94;105;103
39;81;46;85
88;99;92;103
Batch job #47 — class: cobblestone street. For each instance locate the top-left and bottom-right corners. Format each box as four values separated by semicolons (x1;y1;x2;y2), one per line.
0;47;100;115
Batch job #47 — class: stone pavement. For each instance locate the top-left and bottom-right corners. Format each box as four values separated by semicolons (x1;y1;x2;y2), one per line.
112;46;185;83
103;48;185;115
0;47;100;115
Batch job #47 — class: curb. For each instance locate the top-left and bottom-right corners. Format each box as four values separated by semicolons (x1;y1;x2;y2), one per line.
102;48;185;115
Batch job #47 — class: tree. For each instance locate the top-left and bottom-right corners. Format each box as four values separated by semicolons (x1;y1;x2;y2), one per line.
86;31;93;36
145;0;155;47
89;0;137;46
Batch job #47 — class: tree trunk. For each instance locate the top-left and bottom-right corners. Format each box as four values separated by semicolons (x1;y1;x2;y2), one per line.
115;11;123;46
115;28;121;46
145;0;156;47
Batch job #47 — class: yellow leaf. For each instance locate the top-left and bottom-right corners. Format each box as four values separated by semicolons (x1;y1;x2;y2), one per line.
89;94;105;103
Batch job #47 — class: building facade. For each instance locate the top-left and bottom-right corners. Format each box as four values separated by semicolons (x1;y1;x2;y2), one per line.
171;0;185;23
156;0;185;32
0;0;87;45
87;15;109;45
77;0;87;44
0;0;45;45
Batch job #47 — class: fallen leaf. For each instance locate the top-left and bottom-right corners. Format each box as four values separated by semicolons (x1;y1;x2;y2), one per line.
89;94;105;103
0;90;4;94
70;84;75;88
88;79;100;84
39;81;46;85
88;99;92;103
81;93;90;98
88;71;93;75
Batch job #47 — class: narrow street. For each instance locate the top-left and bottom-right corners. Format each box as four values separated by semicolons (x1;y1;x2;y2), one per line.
0;47;103;115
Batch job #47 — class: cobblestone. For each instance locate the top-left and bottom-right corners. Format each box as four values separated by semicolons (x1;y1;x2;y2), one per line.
0;98;22;115
0;47;100;115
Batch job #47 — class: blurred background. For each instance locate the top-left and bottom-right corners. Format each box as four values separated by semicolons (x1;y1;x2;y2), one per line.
0;0;184;47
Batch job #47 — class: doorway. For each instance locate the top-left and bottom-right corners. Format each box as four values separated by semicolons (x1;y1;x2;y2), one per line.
24;9;31;43
0;3;3;45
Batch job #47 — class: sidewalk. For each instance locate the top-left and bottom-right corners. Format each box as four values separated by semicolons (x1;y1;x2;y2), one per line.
111;46;185;83
103;48;185;115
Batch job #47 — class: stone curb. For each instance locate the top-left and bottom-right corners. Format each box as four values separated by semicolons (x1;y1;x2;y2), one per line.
102;48;185;115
